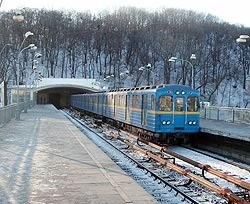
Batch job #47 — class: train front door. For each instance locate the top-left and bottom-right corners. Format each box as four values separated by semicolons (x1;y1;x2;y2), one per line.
175;97;185;125
141;94;148;126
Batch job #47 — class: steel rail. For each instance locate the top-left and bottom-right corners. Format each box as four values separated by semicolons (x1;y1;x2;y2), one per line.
103;128;248;204
67;110;249;203
64;111;200;204
115;127;250;191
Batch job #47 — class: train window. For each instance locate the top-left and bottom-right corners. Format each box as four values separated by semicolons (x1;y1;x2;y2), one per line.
187;96;199;112
116;95;119;106
175;98;184;111
150;94;155;110
98;95;101;105
105;96;107;104
108;95;110;105
107;95;112;105
120;95;125;106
115;95;119;105
132;94;139;108
118;95;121;106
159;96;172;111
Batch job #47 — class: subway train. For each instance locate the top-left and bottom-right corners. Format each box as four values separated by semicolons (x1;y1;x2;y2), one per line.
70;84;200;142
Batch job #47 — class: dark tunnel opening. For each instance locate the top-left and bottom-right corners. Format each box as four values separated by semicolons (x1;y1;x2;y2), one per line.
37;87;90;109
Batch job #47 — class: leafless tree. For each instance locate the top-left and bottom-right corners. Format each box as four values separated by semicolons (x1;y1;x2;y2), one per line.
1;7;250;105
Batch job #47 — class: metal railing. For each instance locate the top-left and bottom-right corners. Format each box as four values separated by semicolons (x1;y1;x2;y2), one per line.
200;106;250;124
0;100;35;126
0;104;17;126
1;102;249;126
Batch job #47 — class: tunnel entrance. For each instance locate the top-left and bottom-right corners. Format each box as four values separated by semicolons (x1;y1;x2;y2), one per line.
49;93;61;109
37;87;90;109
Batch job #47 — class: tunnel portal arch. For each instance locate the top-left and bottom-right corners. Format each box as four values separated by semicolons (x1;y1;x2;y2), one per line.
37;87;93;109
35;78;101;109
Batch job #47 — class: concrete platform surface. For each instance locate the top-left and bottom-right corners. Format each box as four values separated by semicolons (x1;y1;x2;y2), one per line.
0;105;157;204
200;119;250;142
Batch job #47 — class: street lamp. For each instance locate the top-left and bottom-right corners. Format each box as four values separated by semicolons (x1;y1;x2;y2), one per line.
119;70;129;77
119;70;131;87
104;74;115;89
30;59;44;105
13;11;25;23
15;31;35;120
24;51;41;113
236;34;249;90
35;53;42;58
105;74;114;79
236;35;249;43
138;63;155;85
168;54;196;89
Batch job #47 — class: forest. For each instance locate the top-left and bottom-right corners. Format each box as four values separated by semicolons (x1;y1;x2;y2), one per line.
0;7;250;107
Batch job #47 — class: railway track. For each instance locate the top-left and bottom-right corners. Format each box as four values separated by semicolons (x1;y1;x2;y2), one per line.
179;145;250;173
63;109;250;204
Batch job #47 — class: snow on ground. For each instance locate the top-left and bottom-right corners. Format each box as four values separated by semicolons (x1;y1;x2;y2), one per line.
169;146;250;191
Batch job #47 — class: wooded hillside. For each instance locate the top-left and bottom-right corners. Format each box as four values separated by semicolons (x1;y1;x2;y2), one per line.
0;7;249;106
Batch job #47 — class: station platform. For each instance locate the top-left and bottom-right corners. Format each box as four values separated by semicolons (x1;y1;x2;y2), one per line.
0;105;157;203
200;118;250;142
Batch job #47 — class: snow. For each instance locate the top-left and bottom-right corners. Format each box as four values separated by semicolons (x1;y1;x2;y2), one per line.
64;110;250;203
63;112;191;203
169;146;250;191
37;78;102;90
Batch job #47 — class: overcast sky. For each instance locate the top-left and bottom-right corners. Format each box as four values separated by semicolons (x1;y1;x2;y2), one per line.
1;0;250;27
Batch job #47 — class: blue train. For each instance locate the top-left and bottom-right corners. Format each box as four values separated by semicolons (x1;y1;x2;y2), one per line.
70;84;200;142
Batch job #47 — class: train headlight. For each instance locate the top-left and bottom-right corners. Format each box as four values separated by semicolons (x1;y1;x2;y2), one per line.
188;121;197;125
181;91;185;95
176;91;180;95
162;120;171;125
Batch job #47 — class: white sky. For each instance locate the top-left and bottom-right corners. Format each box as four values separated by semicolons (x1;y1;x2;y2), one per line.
1;0;250;27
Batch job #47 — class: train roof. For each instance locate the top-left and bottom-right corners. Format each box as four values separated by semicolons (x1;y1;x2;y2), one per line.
105;84;196;93
71;84;199;97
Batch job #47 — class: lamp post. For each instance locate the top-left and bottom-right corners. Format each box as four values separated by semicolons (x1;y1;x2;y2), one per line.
138;63;155;85
29;56;42;106
168;54;196;89
28;60;38;107
13;11;25;23
119;70;130;87
119;70;129;77
104;74;115;89
236;35;249;43
15;31;34;120
236;34;249;90
236;34;250;107
24;50;41;113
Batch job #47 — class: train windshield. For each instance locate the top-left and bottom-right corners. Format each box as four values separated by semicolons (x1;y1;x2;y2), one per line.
187;96;199;112
159;96;172;111
175;98;184;111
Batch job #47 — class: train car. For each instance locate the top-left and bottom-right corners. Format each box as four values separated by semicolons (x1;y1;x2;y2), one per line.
70;84;200;142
